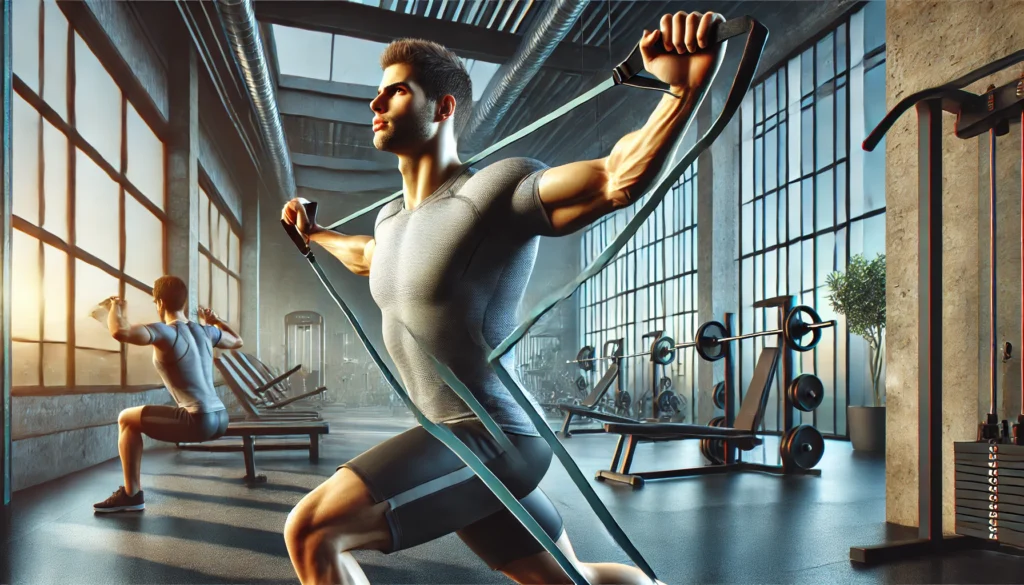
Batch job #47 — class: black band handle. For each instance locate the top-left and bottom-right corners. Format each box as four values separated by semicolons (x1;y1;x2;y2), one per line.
612;16;762;97
280;200;319;257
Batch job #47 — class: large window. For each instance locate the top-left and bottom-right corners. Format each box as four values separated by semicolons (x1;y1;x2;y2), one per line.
12;0;167;390
197;184;242;329
737;4;887;436
577;163;699;422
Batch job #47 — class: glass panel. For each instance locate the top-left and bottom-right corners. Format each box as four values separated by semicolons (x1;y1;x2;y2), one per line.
754;135;763;197
802;178;814;236
863;1;886;53
837;23;848;71
801;47;814;96
272;24;332;80
836;162;847;224
788;182;801;241
765;74;778;116
74;33;122;166
75;149;120;265
802;240;814;291
777;187;788;244
199;253;210;308
229;275;240;326
816;92;834;170
741;94;754;203
218;214;229;262
200;187;210;248
42;0;68;119
836;81;847;162
229;231;240;274
212;265;228;318
765;191;778;249
816;32;835;84
13;342;40;386
816;232;837;288
13;230;42;340
816;169;834;230
766;127;777;192
124;283;160;386
43;243;68;341
124;195;164;287
14;95;41;225
754;198;762;252
74;259;120;351
42;342;67;386
788;58;802;183
741;203;752;256
42;121;69;240
75;347;120;386
801;106;814;176
209;205;221;257
863;61;887;212
789;242;801;294
13;0;40;91
126;102;165;211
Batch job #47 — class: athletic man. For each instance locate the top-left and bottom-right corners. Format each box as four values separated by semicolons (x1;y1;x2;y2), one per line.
281;11;724;584
92;275;243;513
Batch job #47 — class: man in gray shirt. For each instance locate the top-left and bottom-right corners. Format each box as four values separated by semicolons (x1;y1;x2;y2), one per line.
281;11;724;584
92;275;243;513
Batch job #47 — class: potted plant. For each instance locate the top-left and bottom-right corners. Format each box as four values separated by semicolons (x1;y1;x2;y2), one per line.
826;253;886;452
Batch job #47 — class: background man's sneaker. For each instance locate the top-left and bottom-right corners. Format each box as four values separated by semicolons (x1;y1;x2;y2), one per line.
93;486;145;513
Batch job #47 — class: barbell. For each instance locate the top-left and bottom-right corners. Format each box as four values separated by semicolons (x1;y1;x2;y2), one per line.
569;336;683;371
689;305;835;362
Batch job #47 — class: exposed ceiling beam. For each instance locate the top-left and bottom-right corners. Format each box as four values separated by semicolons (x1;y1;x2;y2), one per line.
295;166;402;193
279;74;377;100
292;152;394;172
253;0;608;73
278;87;370;125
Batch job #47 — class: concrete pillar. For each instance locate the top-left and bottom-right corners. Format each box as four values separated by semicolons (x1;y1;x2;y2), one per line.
885;0;1024;531
240;184;261;354
1;0;13;507
696;53;741;426
164;37;199;316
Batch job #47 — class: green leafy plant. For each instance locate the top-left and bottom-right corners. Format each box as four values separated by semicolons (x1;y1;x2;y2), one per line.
826;253;886;407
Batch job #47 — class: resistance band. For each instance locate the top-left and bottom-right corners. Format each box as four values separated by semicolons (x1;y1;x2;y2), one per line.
283;17;767;585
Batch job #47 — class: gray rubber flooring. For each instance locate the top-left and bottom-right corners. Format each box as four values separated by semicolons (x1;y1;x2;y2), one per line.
3;405;1024;584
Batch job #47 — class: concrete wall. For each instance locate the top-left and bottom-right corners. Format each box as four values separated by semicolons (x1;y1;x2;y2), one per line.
884;0;1024;530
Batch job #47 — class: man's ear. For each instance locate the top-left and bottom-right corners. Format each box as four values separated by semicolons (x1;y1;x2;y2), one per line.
436;94;457;122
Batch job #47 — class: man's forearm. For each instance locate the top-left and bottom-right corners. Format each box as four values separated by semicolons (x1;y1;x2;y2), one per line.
309;229;372;274
212;317;239;338
604;86;701;206
107;306;129;336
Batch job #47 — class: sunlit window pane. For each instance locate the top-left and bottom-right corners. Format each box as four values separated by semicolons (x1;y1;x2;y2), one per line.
13;342;40;386
229;231;240;273
199;253;210;308
12;230;41;340
76;347;120;385
43;243;68;342
74;33;122;166
42;0;69;119
13;0;40;92
13;95;40;226
126;102;165;210
43;121;69;240
42;342;67;386
74;260;120;351
273;25;332;80
211;264;228;318
124;195;164;287
200;187;210;248
75;149;120;265
228;275;239;325
217;214;229;262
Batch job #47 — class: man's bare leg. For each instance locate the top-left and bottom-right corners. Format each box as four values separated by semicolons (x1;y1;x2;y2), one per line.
499;531;665;585
117;407;146;495
284;467;392;585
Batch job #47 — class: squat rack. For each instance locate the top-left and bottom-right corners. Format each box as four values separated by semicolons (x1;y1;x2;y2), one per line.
849;49;1024;563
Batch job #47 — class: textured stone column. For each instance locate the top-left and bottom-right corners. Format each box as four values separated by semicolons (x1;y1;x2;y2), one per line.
165;39;199;316
240;184;261;353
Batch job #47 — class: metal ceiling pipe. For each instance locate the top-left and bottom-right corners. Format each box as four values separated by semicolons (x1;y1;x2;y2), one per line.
216;0;296;201
459;0;590;154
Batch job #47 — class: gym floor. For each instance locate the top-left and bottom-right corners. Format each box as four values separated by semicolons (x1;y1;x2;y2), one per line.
3;407;1024;584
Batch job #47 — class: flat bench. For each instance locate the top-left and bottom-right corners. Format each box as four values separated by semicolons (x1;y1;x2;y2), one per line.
178;421;330;484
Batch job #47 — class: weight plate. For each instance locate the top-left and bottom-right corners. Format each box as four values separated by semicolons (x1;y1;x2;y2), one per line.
657;391;681;417
575;376;588;392
575;346;596;372
659;377;673;392
780;425;825;470
695;321;728;362
789;374;824;412
652;336;677;365
712;381;726;409
784;305;824;352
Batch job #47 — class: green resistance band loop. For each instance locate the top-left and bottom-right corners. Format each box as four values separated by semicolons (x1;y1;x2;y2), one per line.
299;254;589;585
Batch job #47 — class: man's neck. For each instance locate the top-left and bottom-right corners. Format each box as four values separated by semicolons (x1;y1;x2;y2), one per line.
163;311;188;325
397;149;463;211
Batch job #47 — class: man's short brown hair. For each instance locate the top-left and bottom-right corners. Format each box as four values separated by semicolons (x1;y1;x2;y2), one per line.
380;39;473;133
153;276;187;312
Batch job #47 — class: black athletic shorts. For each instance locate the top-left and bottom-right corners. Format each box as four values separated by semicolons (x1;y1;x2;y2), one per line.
341;419;565;570
139;405;229;444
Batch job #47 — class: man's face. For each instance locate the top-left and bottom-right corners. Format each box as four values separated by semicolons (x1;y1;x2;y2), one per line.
370;63;437;154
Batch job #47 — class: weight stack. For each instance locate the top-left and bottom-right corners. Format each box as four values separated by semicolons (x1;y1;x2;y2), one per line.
954;442;1024;548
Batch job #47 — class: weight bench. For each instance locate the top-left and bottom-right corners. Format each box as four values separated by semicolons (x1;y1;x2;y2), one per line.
559;361;639;437
177;420;330;485
229;351;328;408
215;356;323;421
596;346;821;487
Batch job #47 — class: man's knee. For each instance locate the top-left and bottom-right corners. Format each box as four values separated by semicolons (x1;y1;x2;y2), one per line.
284;469;391;555
118;407;143;430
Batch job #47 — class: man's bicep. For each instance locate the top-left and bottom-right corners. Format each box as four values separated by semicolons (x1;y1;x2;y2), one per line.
203;325;224;346
509;168;561;238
